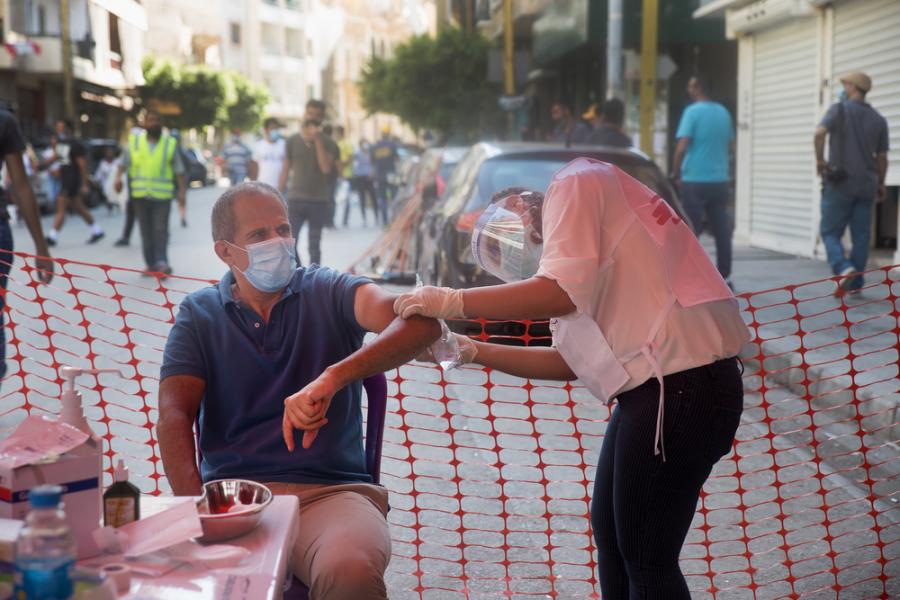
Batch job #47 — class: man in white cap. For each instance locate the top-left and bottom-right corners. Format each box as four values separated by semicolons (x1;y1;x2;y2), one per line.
814;71;889;294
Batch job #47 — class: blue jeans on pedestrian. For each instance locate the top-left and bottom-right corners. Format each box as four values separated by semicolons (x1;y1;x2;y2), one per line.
133;197;171;270
0;219;12;381
680;182;733;280
820;184;872;290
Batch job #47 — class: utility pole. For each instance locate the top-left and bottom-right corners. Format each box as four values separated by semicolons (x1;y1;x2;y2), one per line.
606;0;624;100
503;0;515;138
639;0;658;155
60;0;76;122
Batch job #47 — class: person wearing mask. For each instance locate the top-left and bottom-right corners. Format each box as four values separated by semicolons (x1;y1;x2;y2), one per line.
347;139;376;228
249;117;286;190
114;109;186;276
0;106;54;388
672;75;735;289
547;100;592;146
381;159;749;599
369;127;397;226
158;182;440;599
814;71;889;294
45;119;105;246
223;128;252;186
278;100;339;266
586;98;632;148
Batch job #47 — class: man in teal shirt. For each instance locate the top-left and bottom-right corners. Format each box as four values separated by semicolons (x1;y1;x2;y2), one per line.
673;76;735;288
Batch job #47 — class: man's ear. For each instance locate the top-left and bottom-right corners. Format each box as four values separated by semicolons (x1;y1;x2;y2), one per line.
214;240;233;265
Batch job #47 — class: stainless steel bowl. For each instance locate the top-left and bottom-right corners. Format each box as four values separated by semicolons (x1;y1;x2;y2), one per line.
196;479;273;543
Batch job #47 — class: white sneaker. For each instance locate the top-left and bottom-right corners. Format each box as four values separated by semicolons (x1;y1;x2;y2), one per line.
838;266;858;291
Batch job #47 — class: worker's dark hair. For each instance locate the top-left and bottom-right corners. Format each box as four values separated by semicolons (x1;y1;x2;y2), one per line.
211;181;284;242
600;98;625;127
305;99;327;113
335;125;345;135
323;124;333;136
58;118;74;130
490;187;546;243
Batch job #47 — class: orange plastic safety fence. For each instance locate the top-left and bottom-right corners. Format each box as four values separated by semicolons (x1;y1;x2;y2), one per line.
0;252;896;599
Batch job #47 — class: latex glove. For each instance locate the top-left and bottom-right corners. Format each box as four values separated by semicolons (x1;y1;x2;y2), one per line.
416;334;478;365
282;371;341;451
393;286;465;319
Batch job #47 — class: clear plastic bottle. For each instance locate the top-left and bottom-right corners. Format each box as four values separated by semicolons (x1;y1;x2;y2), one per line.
14;485;76;600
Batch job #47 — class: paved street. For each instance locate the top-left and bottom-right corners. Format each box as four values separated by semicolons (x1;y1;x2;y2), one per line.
10;183;382;281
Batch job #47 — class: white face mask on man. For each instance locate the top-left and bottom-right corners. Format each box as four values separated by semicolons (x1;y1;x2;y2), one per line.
227;236;297;292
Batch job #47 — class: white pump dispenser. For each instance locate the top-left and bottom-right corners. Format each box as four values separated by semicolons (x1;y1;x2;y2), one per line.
59;366;123;439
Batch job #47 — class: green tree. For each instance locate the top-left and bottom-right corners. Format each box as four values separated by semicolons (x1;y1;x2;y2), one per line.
139;57;228;131
219;73;271;132
359;28;502;141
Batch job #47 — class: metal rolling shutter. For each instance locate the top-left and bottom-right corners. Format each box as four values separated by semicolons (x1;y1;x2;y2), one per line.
833;0;900;186
749;17;819;256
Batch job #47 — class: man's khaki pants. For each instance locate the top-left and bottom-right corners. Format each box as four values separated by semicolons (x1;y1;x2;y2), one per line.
265;482;391;600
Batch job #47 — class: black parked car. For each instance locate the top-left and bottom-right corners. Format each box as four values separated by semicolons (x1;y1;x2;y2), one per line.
415;142;688;345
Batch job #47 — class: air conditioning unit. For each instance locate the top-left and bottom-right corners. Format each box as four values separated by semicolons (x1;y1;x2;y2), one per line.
726;0;815;34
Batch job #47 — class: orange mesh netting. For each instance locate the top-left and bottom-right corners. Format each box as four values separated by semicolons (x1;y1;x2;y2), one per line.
0;252;896;599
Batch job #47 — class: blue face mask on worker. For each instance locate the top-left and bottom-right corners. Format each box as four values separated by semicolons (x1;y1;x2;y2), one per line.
838;88;848;102
227;237;297;292
268;130;280;142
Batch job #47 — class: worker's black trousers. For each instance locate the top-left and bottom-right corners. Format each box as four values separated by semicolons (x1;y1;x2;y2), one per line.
591;357;743;599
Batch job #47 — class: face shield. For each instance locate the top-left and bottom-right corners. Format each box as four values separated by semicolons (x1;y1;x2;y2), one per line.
470;193;543;283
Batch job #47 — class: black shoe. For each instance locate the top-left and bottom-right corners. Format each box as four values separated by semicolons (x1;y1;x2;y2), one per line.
156;263;173;275
114;238;129;247
45;236;56;247
181;219;188;228
87;231;105;244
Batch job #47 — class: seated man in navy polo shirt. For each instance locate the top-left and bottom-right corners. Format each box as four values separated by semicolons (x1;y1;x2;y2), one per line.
157;181;440;600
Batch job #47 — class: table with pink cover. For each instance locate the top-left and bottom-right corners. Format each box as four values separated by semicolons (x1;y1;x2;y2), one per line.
95;495;299;600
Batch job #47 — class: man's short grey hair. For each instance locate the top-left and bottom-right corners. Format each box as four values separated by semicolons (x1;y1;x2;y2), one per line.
211;181;284;242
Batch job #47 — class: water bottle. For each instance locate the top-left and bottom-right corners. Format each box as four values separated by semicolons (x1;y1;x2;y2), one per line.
14;485;76;600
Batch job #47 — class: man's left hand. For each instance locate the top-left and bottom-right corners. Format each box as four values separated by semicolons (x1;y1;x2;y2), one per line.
282;371;342;451
877;184;887;203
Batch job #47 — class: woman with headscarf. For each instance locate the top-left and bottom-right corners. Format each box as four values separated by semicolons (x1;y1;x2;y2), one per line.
392;158;750;599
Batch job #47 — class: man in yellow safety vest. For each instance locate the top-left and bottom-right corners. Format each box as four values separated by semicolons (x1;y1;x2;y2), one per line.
114;109;186;276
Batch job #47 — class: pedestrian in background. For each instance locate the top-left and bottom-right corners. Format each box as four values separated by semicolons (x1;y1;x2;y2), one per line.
814;71;889;294
586;99;631;148
114;109;186;276
278;100;338;266
0;106;54;387
672;75;735;289
370;126;397;226
322;124;340;228
334;126;355;227
39;133;61;208
348;139;376;228
46;119;105;246
250;117;286;191
223;128;252;186
547;100;592;146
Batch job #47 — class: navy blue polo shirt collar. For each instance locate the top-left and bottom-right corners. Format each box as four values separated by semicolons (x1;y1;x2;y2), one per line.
217;268;303;306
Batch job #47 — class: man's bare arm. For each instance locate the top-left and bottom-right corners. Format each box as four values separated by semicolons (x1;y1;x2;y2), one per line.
672;137;690;181
314;135;333;174
278;158;289;192
282;283;441;450
248;159;259;181
333;283;441;384
814;126;829;174
158;375;205;496
5;154;53;283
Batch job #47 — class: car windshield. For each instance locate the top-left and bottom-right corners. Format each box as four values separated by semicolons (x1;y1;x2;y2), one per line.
464;154;670;212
